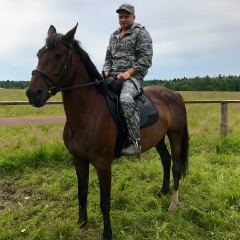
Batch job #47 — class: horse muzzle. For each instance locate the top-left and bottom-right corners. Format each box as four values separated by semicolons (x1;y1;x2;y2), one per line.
26;86;49;107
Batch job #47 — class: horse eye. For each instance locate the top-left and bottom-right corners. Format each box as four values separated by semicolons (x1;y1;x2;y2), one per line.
56;52;63;58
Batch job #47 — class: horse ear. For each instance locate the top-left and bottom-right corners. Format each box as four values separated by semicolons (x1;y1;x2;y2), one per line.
48;25;57;37
62;23;78;43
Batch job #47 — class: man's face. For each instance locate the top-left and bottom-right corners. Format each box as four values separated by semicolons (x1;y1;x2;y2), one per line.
118;10;135;30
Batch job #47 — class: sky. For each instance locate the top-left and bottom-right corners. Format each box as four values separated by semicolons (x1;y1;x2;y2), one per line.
0;0;240;81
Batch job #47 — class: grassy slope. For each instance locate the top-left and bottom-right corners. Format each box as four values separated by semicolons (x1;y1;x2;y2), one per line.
0;89;240;239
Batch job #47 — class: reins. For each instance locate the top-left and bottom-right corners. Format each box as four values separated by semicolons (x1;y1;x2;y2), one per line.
50;78;109;95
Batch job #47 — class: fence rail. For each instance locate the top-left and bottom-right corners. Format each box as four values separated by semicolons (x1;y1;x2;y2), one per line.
0;101;62;105
1;100;240;105
1;100;240;135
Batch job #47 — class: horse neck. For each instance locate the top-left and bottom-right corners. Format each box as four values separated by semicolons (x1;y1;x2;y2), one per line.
62;59;103;126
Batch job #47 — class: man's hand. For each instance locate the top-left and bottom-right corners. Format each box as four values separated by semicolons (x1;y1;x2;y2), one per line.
117;72;130;81
101;71;109;79
117;68;134;81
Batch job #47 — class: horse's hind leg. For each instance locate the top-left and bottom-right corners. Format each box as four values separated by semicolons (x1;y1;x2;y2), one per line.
73;157;89;227
167;132;183;212
155;137;171;197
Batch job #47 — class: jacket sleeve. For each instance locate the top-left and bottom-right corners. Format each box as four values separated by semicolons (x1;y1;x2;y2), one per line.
132;28;153;74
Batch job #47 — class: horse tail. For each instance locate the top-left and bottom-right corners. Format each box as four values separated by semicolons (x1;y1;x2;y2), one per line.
180;120;189;178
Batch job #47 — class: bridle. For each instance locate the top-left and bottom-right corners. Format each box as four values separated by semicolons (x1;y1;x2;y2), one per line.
32;40;76;96
32;40;107;96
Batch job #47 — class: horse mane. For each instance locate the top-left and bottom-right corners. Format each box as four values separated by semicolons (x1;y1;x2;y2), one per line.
45;33;102;82
72;40;102;81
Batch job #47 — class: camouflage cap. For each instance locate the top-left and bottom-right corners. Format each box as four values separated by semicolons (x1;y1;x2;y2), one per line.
116;3;135;14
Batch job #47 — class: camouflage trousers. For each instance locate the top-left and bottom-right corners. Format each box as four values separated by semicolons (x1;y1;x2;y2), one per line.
120;80;140;141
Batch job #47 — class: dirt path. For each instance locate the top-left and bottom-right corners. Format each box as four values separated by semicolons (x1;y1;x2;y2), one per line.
0;116;66;126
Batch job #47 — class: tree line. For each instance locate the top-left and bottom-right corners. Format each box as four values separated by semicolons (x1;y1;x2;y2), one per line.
1;74;240;91
0;80;29;89
144;74;240;91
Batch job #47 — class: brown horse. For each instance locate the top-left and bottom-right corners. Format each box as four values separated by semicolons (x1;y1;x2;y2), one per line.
26;24;189;240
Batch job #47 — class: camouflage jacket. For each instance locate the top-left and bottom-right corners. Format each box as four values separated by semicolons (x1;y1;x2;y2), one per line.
103;22;153;83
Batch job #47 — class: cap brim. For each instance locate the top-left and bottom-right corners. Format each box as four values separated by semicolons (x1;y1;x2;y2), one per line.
116;8;132;13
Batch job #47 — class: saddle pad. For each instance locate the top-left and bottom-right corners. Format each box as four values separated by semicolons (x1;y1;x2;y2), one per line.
106;94;159;158
138;96;159;127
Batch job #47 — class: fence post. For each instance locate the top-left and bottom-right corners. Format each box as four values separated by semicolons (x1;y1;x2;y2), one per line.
220;102;228;135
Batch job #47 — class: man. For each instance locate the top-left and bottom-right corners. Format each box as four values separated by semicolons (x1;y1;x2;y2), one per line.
103;3;153;156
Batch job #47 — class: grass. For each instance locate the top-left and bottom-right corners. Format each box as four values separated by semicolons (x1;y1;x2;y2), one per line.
0;89;240;239
0;89;63;117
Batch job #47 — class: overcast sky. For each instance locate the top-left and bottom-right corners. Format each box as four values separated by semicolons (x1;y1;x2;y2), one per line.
1;0;240;81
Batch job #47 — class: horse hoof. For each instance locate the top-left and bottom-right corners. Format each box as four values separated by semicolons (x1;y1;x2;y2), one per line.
157;188;169;198
102;230;112;240
102;234;112;240
78;219;87;228
168;201;183;212
157;192;162;198
161;188;170;195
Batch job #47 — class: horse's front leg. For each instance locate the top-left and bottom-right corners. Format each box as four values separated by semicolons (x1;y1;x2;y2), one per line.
96;163;112;240
73;156;89;226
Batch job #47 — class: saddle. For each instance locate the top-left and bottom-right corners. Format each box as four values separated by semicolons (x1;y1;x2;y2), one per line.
101;82;159;158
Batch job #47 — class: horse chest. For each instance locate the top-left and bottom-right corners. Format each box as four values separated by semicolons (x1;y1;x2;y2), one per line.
63;127;97;158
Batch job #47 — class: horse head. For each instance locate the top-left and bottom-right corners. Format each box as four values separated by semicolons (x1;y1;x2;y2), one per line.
26;24;78;107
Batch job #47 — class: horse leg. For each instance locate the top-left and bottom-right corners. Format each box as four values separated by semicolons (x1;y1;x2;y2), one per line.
167;132;183;212
155;137;171;197
96;164;112;240
73;157;89;227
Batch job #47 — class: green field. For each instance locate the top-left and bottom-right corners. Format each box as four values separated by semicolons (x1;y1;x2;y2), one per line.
0;89;240;240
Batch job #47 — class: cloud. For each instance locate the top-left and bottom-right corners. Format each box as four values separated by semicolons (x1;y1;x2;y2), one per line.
0;0;240;80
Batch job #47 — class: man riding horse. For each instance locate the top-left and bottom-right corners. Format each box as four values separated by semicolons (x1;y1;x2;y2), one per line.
102;3;153;156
